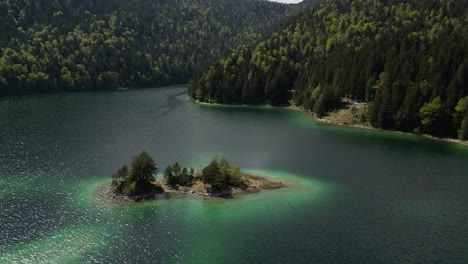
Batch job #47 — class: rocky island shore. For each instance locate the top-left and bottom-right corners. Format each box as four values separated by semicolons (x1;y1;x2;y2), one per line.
98;152;285;203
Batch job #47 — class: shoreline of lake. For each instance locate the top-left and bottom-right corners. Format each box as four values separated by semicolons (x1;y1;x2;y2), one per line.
287;104;468;148
194;100;468;148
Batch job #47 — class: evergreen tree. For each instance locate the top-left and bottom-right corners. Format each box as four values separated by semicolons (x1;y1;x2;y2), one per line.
420;97;444;135
191;0;468;139
0;0;294;95
460;117;468;140
202;157;223;191
111;152;159;195
130;151;158;184
164;165;177;187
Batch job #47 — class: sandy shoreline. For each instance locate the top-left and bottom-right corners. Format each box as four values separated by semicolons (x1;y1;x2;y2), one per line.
286;104;468;147
194;100;468;148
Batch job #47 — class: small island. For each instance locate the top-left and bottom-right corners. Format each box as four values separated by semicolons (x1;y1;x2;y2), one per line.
100;152;285;203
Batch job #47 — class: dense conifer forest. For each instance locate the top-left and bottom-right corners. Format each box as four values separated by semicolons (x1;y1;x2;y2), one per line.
190;0;468;139
2;0;467;139
0;0;293;94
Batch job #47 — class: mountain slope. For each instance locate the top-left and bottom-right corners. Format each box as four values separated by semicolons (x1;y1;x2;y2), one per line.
0;0;293;94
189;0;468;139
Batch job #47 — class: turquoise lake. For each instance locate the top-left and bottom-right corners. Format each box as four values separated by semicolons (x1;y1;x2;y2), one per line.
1;86;467;263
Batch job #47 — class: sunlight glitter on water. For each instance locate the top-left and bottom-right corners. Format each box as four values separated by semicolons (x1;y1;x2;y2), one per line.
0;168;335;263
2;87;467;263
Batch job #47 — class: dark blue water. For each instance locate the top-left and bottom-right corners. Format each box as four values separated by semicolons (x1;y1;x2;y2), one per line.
1;86;467;263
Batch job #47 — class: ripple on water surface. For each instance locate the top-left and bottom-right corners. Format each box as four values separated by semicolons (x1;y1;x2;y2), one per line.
1;168;335;263
2;88;468;263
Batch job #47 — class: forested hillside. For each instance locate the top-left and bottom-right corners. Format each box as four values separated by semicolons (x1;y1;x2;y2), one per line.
0;0;292;94
190;0;468;139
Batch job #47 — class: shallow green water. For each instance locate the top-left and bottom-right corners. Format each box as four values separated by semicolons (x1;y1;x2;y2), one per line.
1;86;467;263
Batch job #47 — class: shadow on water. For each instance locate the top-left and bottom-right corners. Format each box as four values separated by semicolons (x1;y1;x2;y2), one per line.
194;101;468;158
313;122;468;158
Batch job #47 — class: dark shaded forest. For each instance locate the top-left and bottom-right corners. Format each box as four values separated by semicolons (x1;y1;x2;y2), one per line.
190;0;468;140
0;0;293;94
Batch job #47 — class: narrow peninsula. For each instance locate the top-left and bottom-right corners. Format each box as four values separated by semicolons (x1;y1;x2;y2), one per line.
100;152;285;203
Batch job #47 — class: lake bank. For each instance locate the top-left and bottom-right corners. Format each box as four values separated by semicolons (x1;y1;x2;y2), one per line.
194;100;468;148
287;104;468;148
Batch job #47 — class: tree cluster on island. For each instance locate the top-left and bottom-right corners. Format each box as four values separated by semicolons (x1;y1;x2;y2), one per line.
111;152;249;197
164;156;246;192
111;151;161;196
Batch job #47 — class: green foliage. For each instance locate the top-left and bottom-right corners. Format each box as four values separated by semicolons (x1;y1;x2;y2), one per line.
230;166;243;186
420;97;443;133
111;164;129;192
190;0;468;138
164;162;193;187
125;182;138;196
202;157;223;191
201;156;245;192
130;152;158;183
456;97;468;140
111;151;158;195
0;0;292;94
113;154;247;194
164;165;175;186
455;97;468;114
112;165;128;180
460;117;468;140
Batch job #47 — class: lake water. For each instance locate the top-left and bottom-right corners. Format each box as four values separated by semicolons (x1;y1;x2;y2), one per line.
1;86;467;263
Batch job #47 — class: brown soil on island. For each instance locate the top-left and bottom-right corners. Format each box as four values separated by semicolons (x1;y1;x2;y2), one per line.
97;173;285;204
96;183;168;204
162;173;285;197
